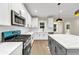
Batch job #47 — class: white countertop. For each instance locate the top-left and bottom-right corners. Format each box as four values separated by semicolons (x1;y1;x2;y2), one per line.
21;31;53;35
21;32;34;35
0;42;22;55
49;34;79;49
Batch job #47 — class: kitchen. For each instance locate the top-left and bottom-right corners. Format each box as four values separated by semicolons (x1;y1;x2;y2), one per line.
0;3;79;55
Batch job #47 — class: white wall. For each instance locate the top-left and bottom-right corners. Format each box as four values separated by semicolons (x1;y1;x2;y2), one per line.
64;17;79;35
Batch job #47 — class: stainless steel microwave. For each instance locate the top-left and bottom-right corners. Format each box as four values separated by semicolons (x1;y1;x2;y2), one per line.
11;10;25;27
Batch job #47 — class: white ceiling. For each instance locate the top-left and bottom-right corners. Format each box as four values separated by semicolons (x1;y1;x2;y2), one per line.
24;3;79;18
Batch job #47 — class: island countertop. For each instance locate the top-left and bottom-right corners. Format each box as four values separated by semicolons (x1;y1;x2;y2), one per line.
0;42;22;55
49;34;79;49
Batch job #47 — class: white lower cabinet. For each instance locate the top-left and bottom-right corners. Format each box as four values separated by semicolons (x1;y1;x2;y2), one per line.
33;32;39;39
39;33;48;39
33;32;48;40
10;44;22;55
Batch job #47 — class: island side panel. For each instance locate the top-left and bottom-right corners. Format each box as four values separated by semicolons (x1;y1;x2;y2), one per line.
67;49;79;55
48;35;67;55
48;36;56;55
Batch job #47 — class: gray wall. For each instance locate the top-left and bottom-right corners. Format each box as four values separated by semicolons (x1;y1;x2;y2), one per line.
64;17;79;35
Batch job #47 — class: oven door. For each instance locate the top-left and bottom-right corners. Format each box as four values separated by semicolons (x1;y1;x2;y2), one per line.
23;43;31;55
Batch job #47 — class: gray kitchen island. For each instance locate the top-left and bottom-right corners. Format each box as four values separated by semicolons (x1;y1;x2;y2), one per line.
48;34;79;55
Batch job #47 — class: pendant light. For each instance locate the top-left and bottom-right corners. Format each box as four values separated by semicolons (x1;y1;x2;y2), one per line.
56;3;63;22
56;18;63;21
74;9;79;16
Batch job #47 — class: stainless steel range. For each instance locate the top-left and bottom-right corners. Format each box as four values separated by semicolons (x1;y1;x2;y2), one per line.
2;30;31;55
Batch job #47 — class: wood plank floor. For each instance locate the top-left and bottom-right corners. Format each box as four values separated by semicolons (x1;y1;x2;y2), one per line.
31;40;50;55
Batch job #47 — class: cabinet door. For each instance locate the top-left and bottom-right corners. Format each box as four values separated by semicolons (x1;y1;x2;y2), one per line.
0;3;10;25
39;33;44;39
51;39;56;55
39;33;48;39
48;36;55;55
55;43;67;55
48;18;53;27
32;17;38;28
8;3;20;14
48;17;54;32
33;32;39;39
27;13;32;27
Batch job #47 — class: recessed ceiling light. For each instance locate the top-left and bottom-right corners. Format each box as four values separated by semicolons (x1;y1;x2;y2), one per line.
59;10;63;13
34;10;38;13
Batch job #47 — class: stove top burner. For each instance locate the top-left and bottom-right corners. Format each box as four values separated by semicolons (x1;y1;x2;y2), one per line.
5;35;31;43
2;30;31;43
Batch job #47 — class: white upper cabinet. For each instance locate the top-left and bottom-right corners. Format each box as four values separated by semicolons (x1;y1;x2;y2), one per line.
0;3;10;25
26;12;32;27
8;3;21;14
8;3;32;27
47;17;54;32
32;17;38;28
